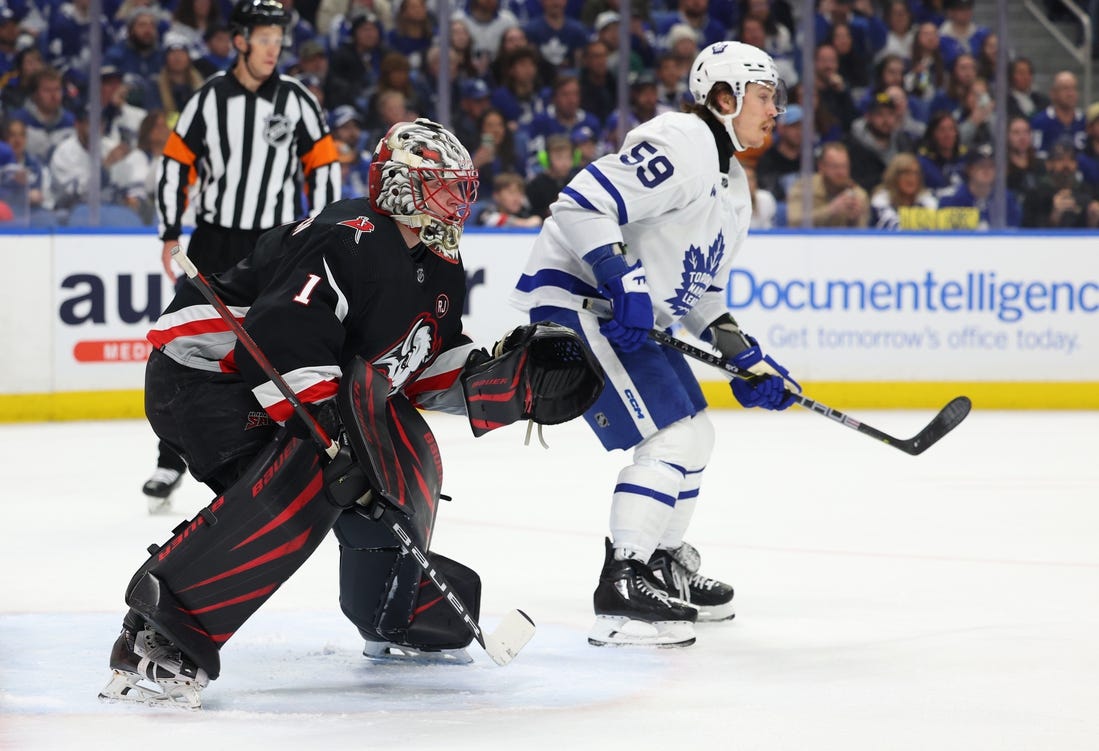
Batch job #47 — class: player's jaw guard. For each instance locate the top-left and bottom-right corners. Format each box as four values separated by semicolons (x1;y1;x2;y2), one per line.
461;322;605;437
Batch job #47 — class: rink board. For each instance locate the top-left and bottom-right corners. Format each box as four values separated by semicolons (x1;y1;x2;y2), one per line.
1;228;1097;421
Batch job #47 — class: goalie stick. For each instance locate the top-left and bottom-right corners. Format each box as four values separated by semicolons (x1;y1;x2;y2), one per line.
172;247;536;666
582;298;971;456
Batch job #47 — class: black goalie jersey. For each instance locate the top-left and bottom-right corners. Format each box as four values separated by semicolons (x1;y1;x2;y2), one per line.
148;198;475;421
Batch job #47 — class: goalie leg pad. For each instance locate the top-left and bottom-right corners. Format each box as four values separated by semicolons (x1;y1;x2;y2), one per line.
336;511;481;651
125;426;344;677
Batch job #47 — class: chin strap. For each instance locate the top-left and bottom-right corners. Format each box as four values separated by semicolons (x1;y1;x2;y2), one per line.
710;103;747;152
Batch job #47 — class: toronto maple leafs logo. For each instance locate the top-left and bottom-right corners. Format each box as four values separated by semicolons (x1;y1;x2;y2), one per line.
374;315;438;395
664;232;726;316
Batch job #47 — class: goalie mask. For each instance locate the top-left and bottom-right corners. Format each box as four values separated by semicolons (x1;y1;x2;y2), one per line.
368;119;479;263
689;41;787;152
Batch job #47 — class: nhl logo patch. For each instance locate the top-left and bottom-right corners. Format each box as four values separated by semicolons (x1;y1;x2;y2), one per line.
263;114;293;147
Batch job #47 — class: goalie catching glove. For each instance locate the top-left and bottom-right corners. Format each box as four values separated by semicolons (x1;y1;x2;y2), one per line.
461;322;605;437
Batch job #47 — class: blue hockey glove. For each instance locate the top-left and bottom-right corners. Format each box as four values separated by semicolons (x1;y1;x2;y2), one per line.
728;338;799;411
585;244;654;352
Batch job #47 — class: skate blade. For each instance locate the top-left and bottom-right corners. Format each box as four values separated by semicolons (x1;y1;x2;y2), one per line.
146;496;173;515
98;670;203;710
587;615;695;648
695;602;736;622
362;642;473;665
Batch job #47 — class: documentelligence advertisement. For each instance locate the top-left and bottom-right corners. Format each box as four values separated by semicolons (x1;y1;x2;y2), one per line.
728;235;1098;381
38;231;1099;395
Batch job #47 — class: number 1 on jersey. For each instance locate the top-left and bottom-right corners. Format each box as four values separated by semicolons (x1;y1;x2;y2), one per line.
293;274;322;305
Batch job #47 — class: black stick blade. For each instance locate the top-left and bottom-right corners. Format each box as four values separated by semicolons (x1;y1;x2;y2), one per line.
900;396;972;455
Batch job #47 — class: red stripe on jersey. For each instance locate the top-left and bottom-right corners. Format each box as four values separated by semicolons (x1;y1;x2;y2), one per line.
264;379;340;422
232;471;323;550
404;367;462;402
146;315;238;348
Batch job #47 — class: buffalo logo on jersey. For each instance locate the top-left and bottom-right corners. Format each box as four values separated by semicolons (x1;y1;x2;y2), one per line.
338;216;376;243
374;314;440;396
664;232;726;316
263;114;293;147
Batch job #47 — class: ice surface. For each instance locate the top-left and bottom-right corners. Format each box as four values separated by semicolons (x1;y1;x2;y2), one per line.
2;408;1097;750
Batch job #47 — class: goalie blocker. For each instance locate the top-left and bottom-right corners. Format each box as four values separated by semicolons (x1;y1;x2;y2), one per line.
461;321;605;437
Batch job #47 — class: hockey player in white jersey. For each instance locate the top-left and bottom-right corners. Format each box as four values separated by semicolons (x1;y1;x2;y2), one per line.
509;41;801;647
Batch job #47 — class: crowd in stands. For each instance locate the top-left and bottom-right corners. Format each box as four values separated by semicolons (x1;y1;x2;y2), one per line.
1;0;1098;230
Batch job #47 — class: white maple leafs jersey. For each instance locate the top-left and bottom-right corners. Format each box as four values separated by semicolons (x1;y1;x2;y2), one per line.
510;111;752;338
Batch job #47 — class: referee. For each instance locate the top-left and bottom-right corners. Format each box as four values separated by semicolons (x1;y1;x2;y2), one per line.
143;0;341;510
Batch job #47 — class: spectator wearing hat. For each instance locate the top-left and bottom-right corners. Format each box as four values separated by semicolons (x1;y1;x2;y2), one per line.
295;37;329;80
938;143;1021;228
326;11;387;111
105;8;167;84
662;22;699;73
603;70;670;152
592;11;652;76
844;89;914;193
1021;136;1099;227
1030;70;1087;158
453;77;493;153
329;103;368;152
196;24;234;75
756;103;805;202
937;0;989;69
155;34;205;120
11;67;75;162
526;72;600;172
168;0;224;60
570;123;600;167
522;0;588;69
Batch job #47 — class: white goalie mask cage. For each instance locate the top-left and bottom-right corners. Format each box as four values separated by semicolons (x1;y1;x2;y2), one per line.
688;41;788;151
368;118;479;263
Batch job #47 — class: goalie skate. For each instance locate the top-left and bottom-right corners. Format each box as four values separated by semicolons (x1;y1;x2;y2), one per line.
649;543;735;622
588;538;697;648
98;615;209;710
362;640;473;665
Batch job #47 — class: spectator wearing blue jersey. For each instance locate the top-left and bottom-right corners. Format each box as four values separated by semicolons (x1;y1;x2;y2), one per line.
453;77;493;154
1030;70;1086;157
917;110;967;193
11;67;74;161
652;0;727;51
0;117;54;224
937;0;988;69
490;44;546;131
603;71;672;152
45;0;113;88
814;0;886;68
385;0;431;70
526;73;600;171
105;7;166;107
195;24;234;75
522;0;588;69
938;143;1021;228
927;52;976;120
578;39;616;125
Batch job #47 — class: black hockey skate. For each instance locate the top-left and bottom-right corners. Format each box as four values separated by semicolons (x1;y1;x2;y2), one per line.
98;610;209;710
649;542;735;622
588;538;697;648
142;467;183;515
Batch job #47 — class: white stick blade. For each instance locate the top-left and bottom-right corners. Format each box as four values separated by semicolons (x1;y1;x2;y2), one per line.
483;609;536;666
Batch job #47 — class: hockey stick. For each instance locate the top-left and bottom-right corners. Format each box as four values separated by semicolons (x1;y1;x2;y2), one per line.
582;299;971;456
173;247;536;666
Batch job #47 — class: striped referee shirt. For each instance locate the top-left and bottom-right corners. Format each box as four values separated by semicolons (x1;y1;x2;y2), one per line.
156;70;341;240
